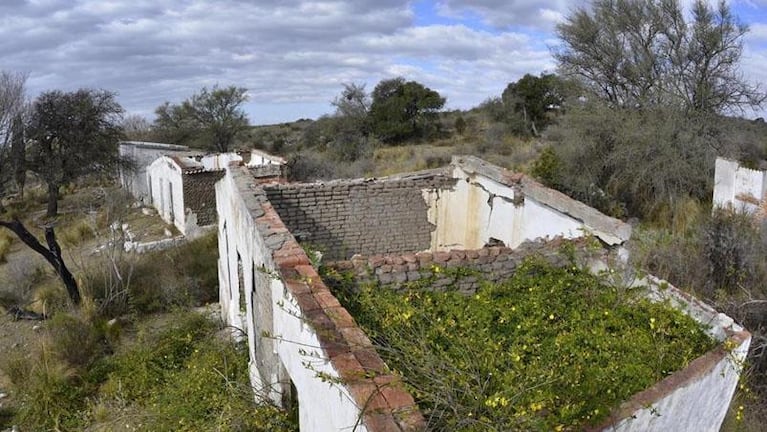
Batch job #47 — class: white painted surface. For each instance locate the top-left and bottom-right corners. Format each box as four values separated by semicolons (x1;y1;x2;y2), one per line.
713;157;766;213
248;149;287;167
272;283;368;432
216;169;367;431
147;156;187;234
606;337;748;432
201;152;242;170
426;166;589;250
118;141;189;203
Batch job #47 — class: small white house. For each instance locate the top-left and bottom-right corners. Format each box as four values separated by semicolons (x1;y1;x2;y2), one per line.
146;156;224;237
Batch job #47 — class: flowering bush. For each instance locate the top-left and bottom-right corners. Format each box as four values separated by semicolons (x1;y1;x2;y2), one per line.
327;258;716;431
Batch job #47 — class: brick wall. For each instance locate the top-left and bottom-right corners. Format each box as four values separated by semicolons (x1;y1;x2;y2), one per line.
264;175;456;260
183;170;225;226
328;238;606;294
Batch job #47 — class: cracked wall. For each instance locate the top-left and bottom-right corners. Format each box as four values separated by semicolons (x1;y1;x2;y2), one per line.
425;156;632;252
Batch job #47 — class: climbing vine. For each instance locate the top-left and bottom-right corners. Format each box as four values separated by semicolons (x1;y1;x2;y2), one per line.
324;258;716;431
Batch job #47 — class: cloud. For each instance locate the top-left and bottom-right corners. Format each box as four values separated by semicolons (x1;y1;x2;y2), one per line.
435;0;571;30
0;0;763;124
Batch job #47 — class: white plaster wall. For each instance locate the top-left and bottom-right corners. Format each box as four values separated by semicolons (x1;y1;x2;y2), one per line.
147;156;186;234
272;282;368;432
118;142;189;203
426;166;587;250
216;170;367;431
247;149;286;167
202;152;242;170
713;157;766;213
606;338;748;432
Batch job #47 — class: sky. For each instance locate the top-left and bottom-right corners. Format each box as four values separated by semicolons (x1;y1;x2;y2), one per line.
2;0;766;125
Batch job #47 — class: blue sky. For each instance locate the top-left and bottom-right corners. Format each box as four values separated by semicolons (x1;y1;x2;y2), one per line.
1;0;765;124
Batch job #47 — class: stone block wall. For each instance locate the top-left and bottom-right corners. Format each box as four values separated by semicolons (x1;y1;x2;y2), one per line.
328;238;603;294
263;174;456;260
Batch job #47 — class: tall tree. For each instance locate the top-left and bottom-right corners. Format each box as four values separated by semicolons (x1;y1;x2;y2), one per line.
328;82;372;161
154;85;249;152
555;0;764;114
502;73;565;136
0;71;28;206
121;114;155;142
26;89;125;217
369;77;446;143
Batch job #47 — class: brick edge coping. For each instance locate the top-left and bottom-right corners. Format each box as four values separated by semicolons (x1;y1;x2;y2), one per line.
232;166;425;432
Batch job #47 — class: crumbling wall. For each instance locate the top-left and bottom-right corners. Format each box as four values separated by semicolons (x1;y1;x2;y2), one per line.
425;156;631;252
216;166;425;432
264;173;456;260
329;238;602;294
183;170;225;232
713;157;767;213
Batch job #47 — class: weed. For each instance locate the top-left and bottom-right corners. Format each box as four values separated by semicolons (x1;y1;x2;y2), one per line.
328;259;716;430
0;230;14;263
58;219;95;246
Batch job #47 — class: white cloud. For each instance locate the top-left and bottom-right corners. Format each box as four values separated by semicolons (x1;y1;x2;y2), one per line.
1;0;764;124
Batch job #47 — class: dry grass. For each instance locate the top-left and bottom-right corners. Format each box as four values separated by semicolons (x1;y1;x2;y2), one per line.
0;230;14;263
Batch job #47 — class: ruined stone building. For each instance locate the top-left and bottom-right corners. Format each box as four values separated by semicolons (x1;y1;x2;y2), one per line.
119;141;285;236
215;155;749;432
146;155;224;236
118;141;190;204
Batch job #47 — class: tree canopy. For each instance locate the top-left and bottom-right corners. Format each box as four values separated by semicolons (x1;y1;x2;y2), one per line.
555;0;764;114
26;88;125;217
369;77;445;143
154;85;249;152
502;73;566;136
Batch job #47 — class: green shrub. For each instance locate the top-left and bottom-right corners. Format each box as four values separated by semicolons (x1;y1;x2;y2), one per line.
703;209;765;294
329;259;716;430
99;312;296;431
48;313;106;369
102;313;216;400
531;146;562;189
2;343;94;431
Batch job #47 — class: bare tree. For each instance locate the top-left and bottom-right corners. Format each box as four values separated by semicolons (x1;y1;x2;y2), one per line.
555;0;765;114
121;113;154;142
154;85;250;152
0;71;29;205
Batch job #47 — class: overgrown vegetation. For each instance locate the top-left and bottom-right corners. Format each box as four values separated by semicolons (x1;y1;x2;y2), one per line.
630;209;767;430
0;182;290;431
1;312;297;431
325;259;716;431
